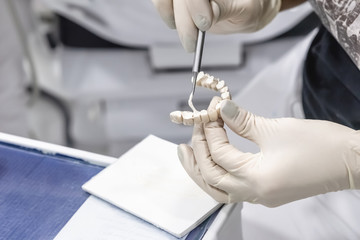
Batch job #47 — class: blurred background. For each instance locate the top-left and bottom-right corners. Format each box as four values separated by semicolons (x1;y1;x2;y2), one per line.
0;0;320;157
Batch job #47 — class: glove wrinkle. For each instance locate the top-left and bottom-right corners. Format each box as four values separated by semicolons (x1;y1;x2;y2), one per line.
210;1;220;23
178;144;229;203
221;100;259;142
176;88;360;207
347;130;360;189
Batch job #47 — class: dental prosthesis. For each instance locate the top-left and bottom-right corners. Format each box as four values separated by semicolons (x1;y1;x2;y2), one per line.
170;72;231;125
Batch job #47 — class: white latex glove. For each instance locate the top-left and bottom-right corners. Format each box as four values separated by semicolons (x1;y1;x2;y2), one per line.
152;0;281;51
178;97;360;207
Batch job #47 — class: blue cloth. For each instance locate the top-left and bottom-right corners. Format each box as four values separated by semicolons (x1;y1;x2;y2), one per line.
0;142;103;239
0;141;218;239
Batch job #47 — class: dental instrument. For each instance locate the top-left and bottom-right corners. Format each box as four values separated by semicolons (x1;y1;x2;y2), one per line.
188;30;206;112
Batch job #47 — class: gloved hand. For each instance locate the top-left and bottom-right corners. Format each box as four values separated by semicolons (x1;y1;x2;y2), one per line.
178;97;360;207
152;0;281;52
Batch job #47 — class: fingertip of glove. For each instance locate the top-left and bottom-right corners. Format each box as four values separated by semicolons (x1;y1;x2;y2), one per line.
220;100;238;119
165;18;176;29
194;15;212;31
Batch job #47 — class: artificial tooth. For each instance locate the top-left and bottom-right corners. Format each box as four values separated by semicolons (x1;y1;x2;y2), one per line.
220;86;229;93
210;78;218;90
197;71;205;80
200;77;208;87
216;80;225;90
200;110;210;123
193;111;201;124
196;72;206;86
170;111;183;124
182;111;194;125
206;76;215;87
221;92;231;100
208;109;218;121
215;101;222;114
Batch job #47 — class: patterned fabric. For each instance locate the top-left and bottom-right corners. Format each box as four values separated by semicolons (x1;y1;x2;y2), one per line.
308;0;360;70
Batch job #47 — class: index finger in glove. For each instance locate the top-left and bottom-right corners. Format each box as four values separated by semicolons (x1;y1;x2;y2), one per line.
192;122;229;188
205;98;256;175
204;119;255;174
184;0;213;31
191;97;228;187
152;0;176;29
173;0;198;52
178;144;228;203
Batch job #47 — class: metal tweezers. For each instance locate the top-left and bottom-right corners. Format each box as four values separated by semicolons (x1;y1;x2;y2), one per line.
191;30;206;96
